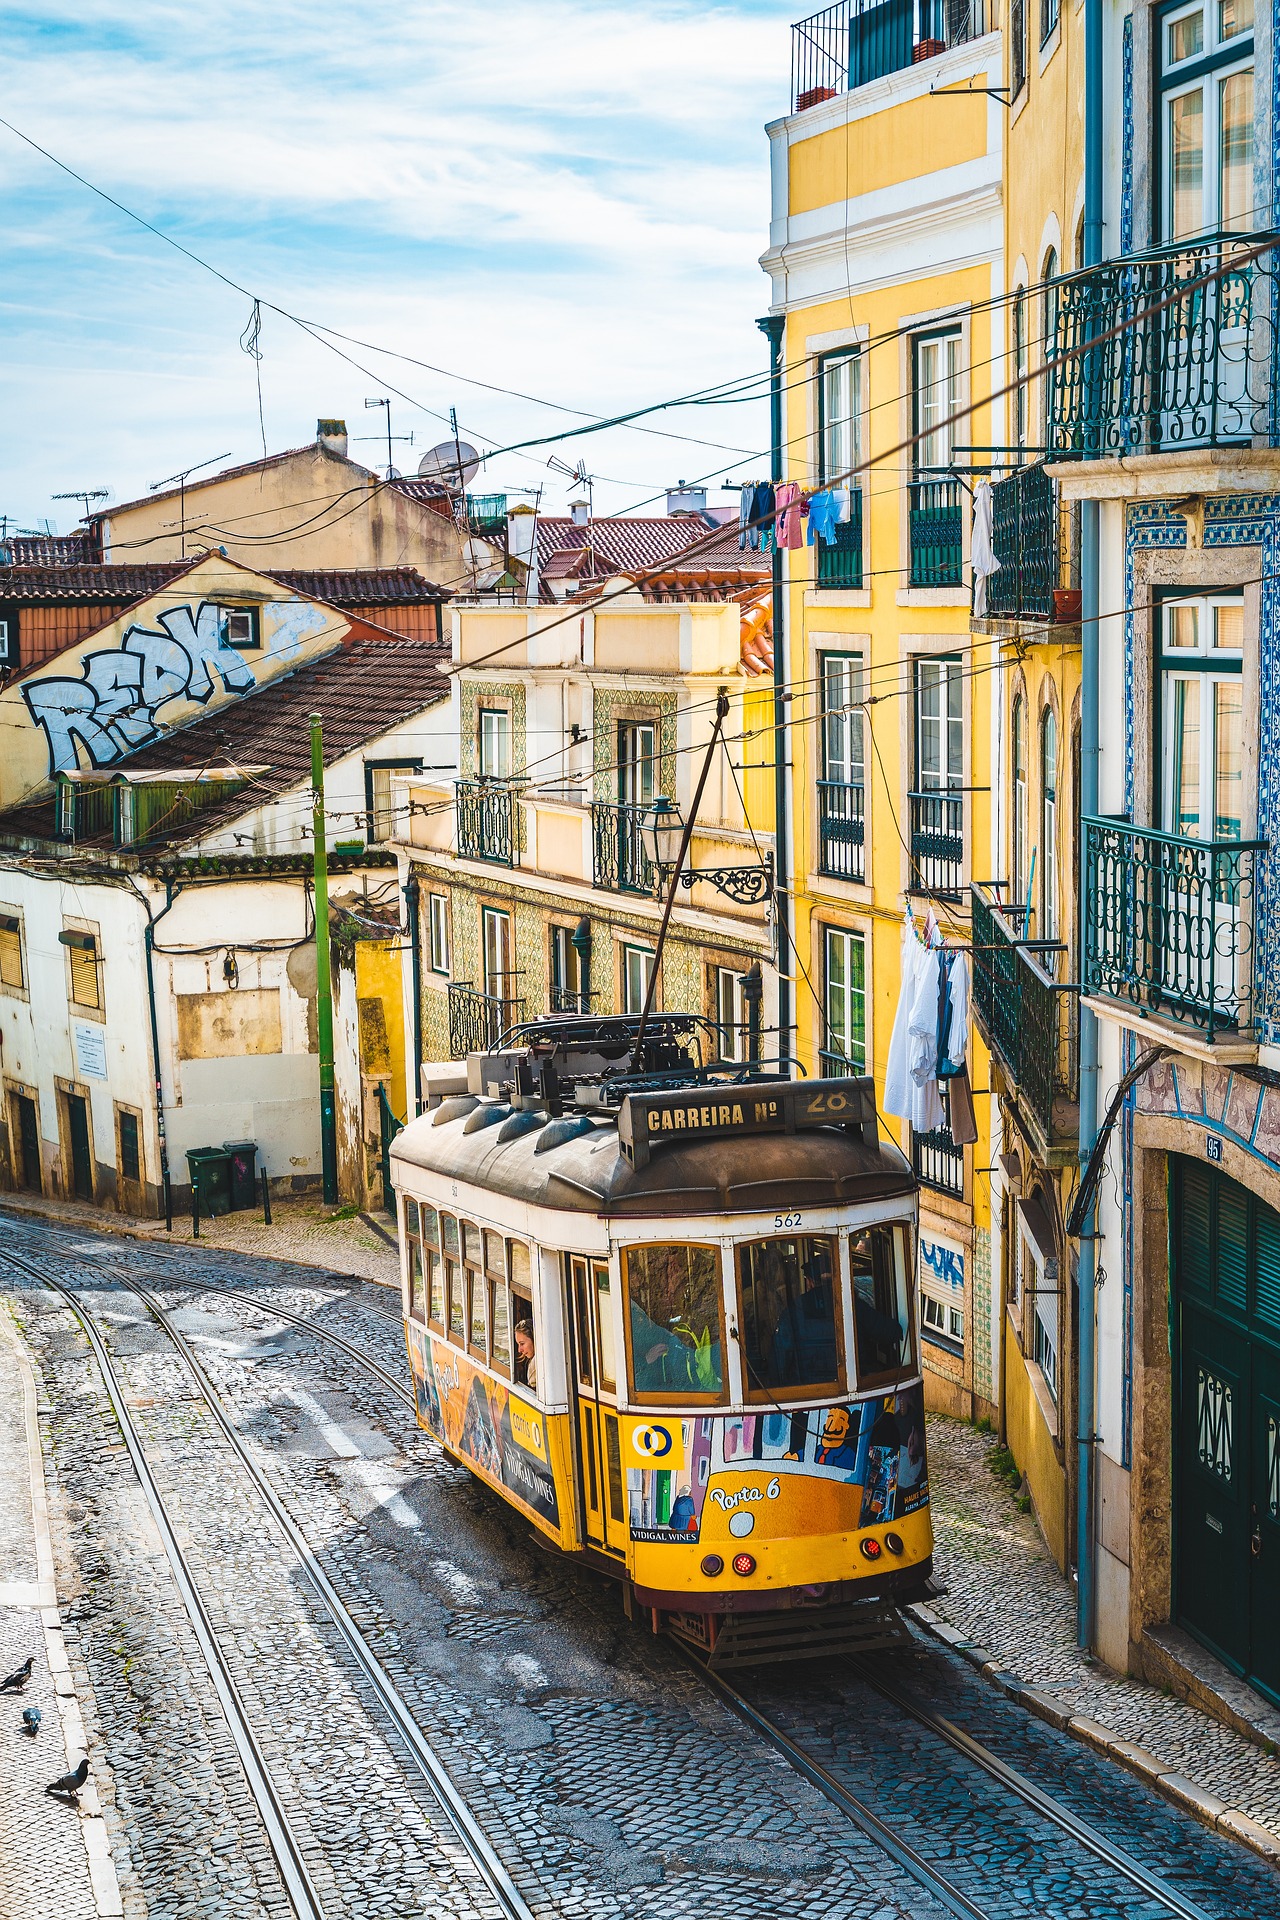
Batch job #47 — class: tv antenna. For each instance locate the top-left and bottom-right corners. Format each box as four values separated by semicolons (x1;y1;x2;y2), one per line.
52;487;110;521
149;451;233;558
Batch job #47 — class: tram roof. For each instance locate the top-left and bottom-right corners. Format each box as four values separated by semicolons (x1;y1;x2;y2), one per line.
389;1096;915;1219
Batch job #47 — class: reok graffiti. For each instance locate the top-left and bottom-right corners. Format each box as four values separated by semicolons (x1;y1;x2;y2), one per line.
23;603;258;775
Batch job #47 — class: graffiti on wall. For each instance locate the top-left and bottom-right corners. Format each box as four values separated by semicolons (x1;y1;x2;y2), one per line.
21;600;325;775
921;1236;965;1292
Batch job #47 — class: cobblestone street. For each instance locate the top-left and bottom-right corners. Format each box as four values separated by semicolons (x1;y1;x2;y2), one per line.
2;1212;1278;1920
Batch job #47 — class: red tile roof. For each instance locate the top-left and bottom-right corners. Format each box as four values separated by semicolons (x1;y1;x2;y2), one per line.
0;637;450;853
535;516;765;598
0;562;448;605
8;534;98;566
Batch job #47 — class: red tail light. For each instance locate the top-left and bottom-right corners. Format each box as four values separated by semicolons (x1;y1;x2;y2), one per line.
860;1537;883;1560
731;1552;756;1576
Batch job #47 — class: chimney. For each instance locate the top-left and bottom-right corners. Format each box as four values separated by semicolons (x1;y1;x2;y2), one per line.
317;418;348;459
666;480;707;516
569;498;590;527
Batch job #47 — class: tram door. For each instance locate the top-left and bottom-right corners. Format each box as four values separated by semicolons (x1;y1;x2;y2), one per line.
569;1256;625;1553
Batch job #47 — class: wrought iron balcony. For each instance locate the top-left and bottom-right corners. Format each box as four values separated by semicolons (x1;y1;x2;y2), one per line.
817;780;866;882
971;883;1078;1160
912;1112;965;1196
909;478;964;587
908;789;964;899
456;780;517;865
1047;233;1277;459
549;984;592;1014
815;488;864;589
791;0;988;112
987;463;1061;622
820;1044;866;1077
1082;816;1265;1042
447;983;525;1058
592;802;656;896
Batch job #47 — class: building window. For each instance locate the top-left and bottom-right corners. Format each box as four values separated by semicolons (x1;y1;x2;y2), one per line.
822;653;865;788
1161;0;1254;239
0;912;24;993
621;943;654;1016
822;926;866;1073
61;927;101;1013
713;966;747;1061
920;1237;965;1354
819;349;861;483
219;605;260;650
365;761;419;843
915;657;964;792
1010;0;1027;93
1013;288;1028;454
913;330;961;473
1041;707;1058;940
1012;692;1029;908
117;1109;142;1186
1160;593;1244;841
428;893;450;975
1017;1197;1061;1411
478;708;511;780
1041;0;1059;45
481;907;513;1006
617;720;657;809
551;924;588;1012
0;617;13;665
1041;249;1059;438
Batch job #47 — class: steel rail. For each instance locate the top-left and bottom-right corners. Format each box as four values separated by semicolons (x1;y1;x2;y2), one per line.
11;1257;329;1920
848;1660;1215;1920
9;1246;536;1920
689;1653;989;1920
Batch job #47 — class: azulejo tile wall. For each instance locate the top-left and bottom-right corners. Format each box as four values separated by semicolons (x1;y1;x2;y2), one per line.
592;686;677;801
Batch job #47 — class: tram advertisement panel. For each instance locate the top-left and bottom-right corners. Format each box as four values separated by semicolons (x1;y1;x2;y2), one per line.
405;1323;560;1529
626;1385;928;1545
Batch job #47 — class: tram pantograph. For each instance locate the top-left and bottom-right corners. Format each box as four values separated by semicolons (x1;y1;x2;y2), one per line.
390;1014;933;1665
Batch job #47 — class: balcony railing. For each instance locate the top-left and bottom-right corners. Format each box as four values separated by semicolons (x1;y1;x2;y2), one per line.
816;488;864;588
817;780;866;882
592;802;656;895
909;478;964;586
549;984;593;1014
820;1044;866;1077
987;463;1058;622
791;0;988;112
1082;816;1265;1041
909;789;964;898
456;780;517;865
971;883;1077;1156
912;1112;965;1196
447;983;525;1058
1047;234;1277;458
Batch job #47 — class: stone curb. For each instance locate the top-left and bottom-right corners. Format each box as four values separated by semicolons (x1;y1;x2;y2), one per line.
907;1603;1280;1869
0;1307;125;1918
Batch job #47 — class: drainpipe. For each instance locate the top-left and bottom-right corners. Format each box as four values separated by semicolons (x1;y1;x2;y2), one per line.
1076;0;1105;1654
139;877;183;1232
757;313;792;1077
403;869;423;1118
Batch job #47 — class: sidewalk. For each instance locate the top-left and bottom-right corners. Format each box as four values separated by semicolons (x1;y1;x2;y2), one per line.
918;1415;1280;1866
0;1189;401;1289
0;1307;121;1920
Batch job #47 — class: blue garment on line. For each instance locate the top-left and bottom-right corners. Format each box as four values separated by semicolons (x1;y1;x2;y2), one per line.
806;489;840;545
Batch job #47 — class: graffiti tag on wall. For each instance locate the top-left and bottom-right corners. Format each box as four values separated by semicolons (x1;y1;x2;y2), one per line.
22;602;260;774
921;1237;965;1292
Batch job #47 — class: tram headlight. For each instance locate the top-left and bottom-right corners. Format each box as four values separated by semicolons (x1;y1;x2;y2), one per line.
859;1537;883;1561
884;1531;905;1556
731;1552;756;1577
700;1554;724;1577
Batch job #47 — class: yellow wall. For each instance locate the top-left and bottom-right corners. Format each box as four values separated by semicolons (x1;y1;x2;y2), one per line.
788;93;988;213
1004;1312;1068;1567
100;445;466;584
355;938;407;1122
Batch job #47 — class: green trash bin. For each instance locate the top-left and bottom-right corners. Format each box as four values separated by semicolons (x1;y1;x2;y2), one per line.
222;1140;258;1212
185;1146;232;1217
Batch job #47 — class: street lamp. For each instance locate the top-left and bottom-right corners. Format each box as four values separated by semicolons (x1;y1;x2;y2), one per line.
639;793;774;906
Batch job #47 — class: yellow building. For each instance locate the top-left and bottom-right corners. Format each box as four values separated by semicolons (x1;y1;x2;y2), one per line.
968;0;1085;1572
762;0;1003;1419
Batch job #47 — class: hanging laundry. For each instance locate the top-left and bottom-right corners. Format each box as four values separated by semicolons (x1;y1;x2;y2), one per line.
971;478;1001;617
833;484;852;524
936;951;969;1079
775;481;804;549
946;1066;979;1146
885;925;945;1135
806;490;841;546
738;484;753;552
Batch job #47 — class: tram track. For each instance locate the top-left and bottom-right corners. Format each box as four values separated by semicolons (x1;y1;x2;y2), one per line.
1;1242;536;1920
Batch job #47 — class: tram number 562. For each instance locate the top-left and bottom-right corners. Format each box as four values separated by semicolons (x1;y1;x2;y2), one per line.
774;1212;802;1230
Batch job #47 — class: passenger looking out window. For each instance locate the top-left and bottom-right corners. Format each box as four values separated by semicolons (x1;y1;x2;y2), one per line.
514;1319;537;1392
624;1245;723;1398
737;1236;840;1398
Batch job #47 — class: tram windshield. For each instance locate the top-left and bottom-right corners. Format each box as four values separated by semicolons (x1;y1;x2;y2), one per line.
624;1245;724;1401
737;1235;841;1400
850;1223;914;1385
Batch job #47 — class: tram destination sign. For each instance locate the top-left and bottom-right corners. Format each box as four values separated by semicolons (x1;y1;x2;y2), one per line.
618;1077;878;1170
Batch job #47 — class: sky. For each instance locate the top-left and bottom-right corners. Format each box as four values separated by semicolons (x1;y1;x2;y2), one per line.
0;1;789;535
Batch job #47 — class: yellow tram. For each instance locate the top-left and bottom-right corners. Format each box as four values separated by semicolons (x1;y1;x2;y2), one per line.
390;1015;934;1664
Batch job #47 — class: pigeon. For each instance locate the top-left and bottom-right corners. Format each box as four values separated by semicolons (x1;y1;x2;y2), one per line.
0;1657;33;1692
21;1707;41;1737
45;1755;89;1799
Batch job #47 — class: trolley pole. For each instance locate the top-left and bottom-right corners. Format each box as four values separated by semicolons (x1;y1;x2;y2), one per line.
311;713;339;1204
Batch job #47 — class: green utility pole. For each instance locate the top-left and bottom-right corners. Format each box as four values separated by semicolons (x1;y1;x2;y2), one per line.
311;713;338;1203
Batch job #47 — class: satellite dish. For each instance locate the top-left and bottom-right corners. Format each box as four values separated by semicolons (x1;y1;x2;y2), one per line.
387;466;402;480
418;440;481;492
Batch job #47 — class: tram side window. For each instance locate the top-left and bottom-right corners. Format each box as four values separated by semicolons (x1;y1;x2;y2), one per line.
595;1262;616;1392
443;1214;466;1344
623;1245;724;1401
737;1235;841;1399
509;1241;536;1396
403;1199;425;1320
422;1208;445;1328
490;1256;512;1379
460;1221;486;1358
849;1224;914;1385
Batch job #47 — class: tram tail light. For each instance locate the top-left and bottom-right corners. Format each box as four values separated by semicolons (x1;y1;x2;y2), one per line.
731;1552;756;1577
884;1532;905;1556
859;1537;883;1561
700;1554;724;1577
